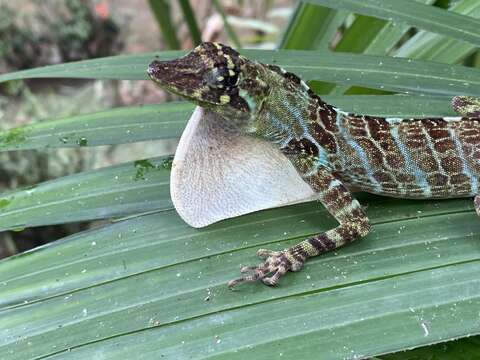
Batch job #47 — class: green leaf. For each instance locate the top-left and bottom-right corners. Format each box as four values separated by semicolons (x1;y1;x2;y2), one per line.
0;51;179;82
324;14;400;95
327;0;435;95
1;194;479;358
334;0;438;57
1;50;480;96
3;1;480;357
147;0;181;49
305;0;480;47
278;2;347;94
0;102;191;151
325;95;457;117
335;15;391;54
279;3;347;50
2;94;462;157
0;95;457;152
177;0;202;46
379;336;480;359
343;0;434;56
0;157;171;231
394;0;480;64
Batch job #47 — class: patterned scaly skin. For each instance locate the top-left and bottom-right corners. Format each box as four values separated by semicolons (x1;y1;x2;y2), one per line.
148;42;480;287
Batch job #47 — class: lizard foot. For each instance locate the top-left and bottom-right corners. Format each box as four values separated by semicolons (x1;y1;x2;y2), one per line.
227;248;305;288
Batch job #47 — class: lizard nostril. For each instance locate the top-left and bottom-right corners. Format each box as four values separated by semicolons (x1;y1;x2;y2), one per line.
147;61;163;78
147;64;155;76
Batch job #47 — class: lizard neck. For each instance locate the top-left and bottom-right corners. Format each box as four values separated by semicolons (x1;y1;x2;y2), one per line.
249;68;340;176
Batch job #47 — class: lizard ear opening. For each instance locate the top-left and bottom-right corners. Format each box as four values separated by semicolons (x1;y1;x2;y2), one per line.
170;107;316;228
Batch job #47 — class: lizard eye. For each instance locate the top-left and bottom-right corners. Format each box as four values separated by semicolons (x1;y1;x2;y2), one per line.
208;66;239;90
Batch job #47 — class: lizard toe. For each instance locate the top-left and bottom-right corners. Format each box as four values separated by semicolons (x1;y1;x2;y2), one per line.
261;267;288;286
228;249;305;288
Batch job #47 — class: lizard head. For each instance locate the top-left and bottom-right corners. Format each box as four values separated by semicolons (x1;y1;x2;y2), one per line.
148;42;269;124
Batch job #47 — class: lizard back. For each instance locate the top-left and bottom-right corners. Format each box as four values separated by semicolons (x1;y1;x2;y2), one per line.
331;113;480;198
253;64;480;199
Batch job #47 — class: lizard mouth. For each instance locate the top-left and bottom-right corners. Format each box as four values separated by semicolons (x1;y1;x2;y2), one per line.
147;59;199;94
148;58;231;108
147;57;219;105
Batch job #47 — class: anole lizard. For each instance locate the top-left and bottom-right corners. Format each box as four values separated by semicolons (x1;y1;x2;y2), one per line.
148;42;480;288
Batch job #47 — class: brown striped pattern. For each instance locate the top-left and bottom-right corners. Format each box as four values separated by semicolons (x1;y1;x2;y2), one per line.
330;115;480;198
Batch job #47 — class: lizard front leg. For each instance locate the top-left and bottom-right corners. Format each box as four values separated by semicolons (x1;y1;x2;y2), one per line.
228;167;370;287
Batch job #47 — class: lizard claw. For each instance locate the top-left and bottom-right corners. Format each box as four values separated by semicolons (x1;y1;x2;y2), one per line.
227;248;304;288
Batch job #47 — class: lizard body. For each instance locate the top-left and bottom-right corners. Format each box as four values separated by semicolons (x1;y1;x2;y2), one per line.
148;42;480;287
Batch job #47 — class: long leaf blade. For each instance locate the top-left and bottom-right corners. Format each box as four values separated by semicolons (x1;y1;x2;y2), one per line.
2;2;480;356
177;0;202;45
327;0;435;95
0;196;478;358
147;0;181;49
305;0;480;47
279;3;346;50
0;157;171;231
1;51;480;96
0;194;474;307
0;102;191;151
394;0;480;64
0;96;458;152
